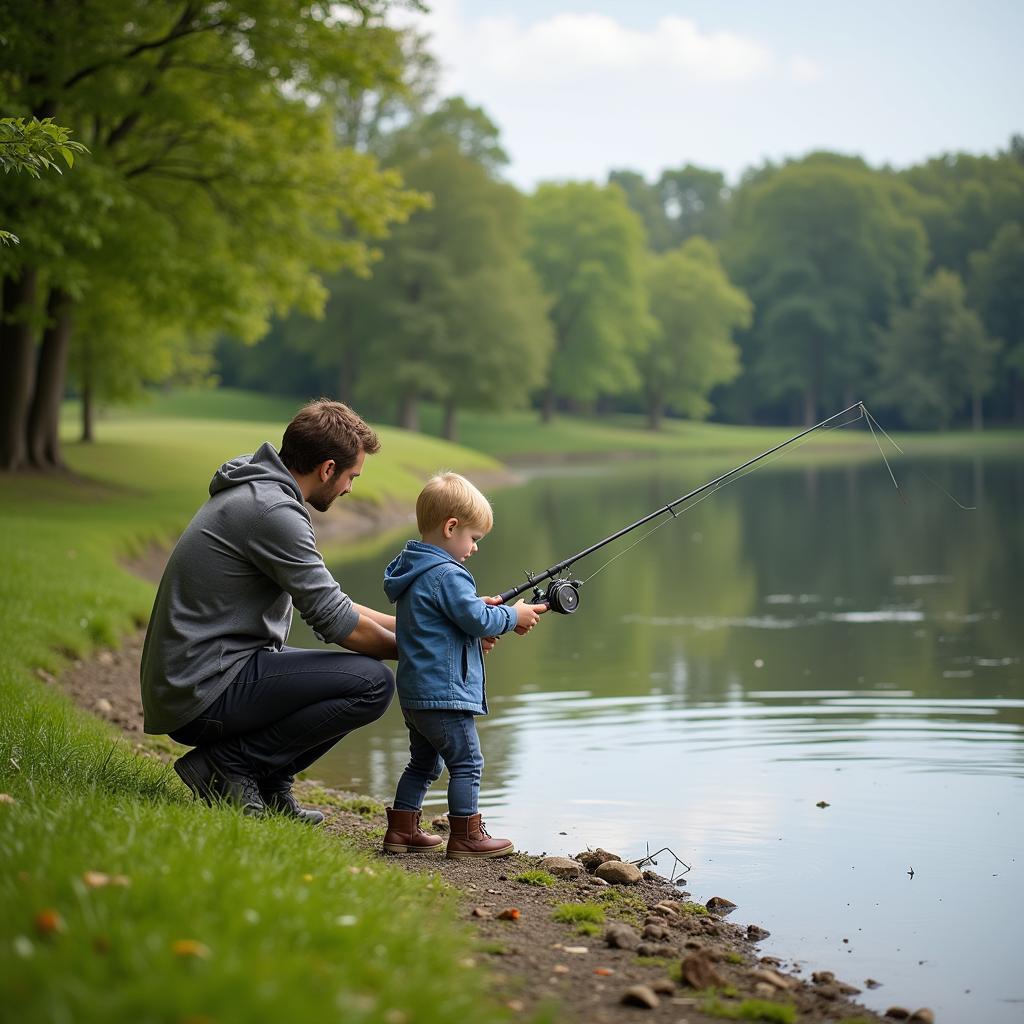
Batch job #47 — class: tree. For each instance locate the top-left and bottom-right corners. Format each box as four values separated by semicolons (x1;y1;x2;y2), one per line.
0;0;420;470
643;238;751;428
878;270;1000;430
0;117;86;245
526;182;654;421
969;222;1024;421
725;155;928;424
609;164;730;253
355;140;553;436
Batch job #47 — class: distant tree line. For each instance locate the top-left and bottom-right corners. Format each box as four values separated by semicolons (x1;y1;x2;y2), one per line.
2;5;1022;475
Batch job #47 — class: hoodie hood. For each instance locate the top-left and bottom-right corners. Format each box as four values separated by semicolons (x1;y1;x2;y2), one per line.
209;441;303;503
384;540;460;603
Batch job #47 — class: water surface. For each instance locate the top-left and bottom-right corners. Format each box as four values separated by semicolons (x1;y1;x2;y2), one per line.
295;451;1024;1022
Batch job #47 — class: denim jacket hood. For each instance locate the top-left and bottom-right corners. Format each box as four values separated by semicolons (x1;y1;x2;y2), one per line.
384;540;518;714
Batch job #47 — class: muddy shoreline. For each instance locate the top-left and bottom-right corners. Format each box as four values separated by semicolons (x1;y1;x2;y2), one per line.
50;504;927;1024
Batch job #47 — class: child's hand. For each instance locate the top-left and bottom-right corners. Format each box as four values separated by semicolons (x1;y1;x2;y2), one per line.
513;600;548;635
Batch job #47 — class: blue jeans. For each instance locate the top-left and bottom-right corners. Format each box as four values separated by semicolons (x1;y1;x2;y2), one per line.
392;708;483;817
169;646;394;788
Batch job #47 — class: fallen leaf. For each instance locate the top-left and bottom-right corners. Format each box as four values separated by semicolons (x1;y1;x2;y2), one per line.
594;967;614;976
496;908;520;921
171;939;211;959
34;909;63;936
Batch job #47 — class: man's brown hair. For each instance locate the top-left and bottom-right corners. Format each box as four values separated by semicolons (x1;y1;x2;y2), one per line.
279;399;381;475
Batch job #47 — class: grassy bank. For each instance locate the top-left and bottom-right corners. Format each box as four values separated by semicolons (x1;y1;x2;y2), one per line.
79;387;1024;461
0;414;517;1024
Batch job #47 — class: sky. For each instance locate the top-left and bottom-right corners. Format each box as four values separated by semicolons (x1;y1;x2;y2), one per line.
399;0;1024;189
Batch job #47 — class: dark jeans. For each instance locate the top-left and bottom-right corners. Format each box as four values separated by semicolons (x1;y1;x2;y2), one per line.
170;646;394;788
392;707;483;817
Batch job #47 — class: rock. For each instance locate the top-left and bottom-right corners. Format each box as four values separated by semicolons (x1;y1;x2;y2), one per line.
589;875;609;887
430;815;450;832
605;923;641;950
679;951;725;990
812;971;835;985
865;978;882;989
595;860;642;885
837;981;862;995
650;978;675;995
539;856;585;880
885;1009;911;1020
754;982;776;999
637;942;677;958
747;924;771;941
816;984;840;1000
621;985;660;1009
750;967;797;991
816;800;831;808
642;870;664;881
705;896;737;914
654;899;681;912
575;848;621;872
908;1011;934;1024
642;923;671;941
471;907;492;918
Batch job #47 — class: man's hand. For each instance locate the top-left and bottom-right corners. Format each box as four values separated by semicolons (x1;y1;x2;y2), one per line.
512;599;548;636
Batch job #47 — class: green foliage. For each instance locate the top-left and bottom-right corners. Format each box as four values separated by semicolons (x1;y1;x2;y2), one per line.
513;870;556;887
700;996;797;1023
725;154;928;422
643;237;751;425
526;181;655;411
552;903;605;924
878;269;1001;428
681;900;709;916
0;117;86;177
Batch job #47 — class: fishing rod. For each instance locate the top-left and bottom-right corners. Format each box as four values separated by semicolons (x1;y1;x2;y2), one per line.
498;401;868;614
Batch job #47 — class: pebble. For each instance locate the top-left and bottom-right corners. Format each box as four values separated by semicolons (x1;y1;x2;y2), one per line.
594;860;642;885
575;848;621;872
679;951;725;990
749;967;797;991
908;1011;935;1024
637;942;677;958
605;923;641;950
705;896;737;913
649;978;676;995
538;856;585;880
812;971;835;984
589;876;609;886
747;924;771;941
754;982;776;999
643;923;671;941
94;698;113;715
621;985;660;1009
865;978;882;989
885;1009;911;1020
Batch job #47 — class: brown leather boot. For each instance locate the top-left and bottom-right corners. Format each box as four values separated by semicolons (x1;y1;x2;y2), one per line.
382;807;444;855
445;813;514;859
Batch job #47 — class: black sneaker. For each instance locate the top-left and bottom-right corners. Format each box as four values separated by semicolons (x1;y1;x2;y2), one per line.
174;748;265;817
261;788;325;826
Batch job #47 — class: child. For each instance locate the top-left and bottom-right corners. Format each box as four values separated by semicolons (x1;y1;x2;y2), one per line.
382;472;546;858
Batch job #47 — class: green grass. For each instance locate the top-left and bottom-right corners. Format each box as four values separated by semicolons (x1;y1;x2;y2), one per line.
595;887;648;922
513;870;556;887
552;903;605;925
700;996;797;1023
0;410;518;1024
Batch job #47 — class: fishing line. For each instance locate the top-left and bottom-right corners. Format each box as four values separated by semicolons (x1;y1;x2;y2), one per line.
580;410;865;587
862;404;976;511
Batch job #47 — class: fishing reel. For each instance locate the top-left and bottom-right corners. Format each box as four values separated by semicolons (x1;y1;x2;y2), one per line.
532;577;582;614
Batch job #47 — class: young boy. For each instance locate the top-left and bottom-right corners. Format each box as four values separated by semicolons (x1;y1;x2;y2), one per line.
382;472;547;858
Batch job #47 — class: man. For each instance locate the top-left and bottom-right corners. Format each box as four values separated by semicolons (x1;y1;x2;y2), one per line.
141;399;398;823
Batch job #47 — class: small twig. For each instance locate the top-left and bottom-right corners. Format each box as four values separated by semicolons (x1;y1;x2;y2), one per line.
629;842;692;880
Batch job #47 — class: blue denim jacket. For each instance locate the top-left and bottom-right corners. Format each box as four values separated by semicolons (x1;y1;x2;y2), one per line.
384;540;518;714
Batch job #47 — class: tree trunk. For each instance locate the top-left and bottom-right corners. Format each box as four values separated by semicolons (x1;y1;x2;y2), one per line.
27;288;74;469
397;391;418;432
541;387;555;424
0;269;41;471
647;392;663;431
80;333;95;442
442;400;457;442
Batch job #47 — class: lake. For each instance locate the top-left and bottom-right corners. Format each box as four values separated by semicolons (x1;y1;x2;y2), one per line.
295;448;1024;1023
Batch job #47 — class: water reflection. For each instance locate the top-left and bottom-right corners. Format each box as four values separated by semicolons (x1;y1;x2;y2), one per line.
295;452;1024;1022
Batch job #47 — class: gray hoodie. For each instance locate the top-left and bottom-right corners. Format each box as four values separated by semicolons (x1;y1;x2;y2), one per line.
140;442;359;734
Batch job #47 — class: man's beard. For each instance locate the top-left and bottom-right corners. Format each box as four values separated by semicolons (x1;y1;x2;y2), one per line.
308;480;339;513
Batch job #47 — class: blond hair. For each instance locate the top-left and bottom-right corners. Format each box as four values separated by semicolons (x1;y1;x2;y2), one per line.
416;472;494;535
